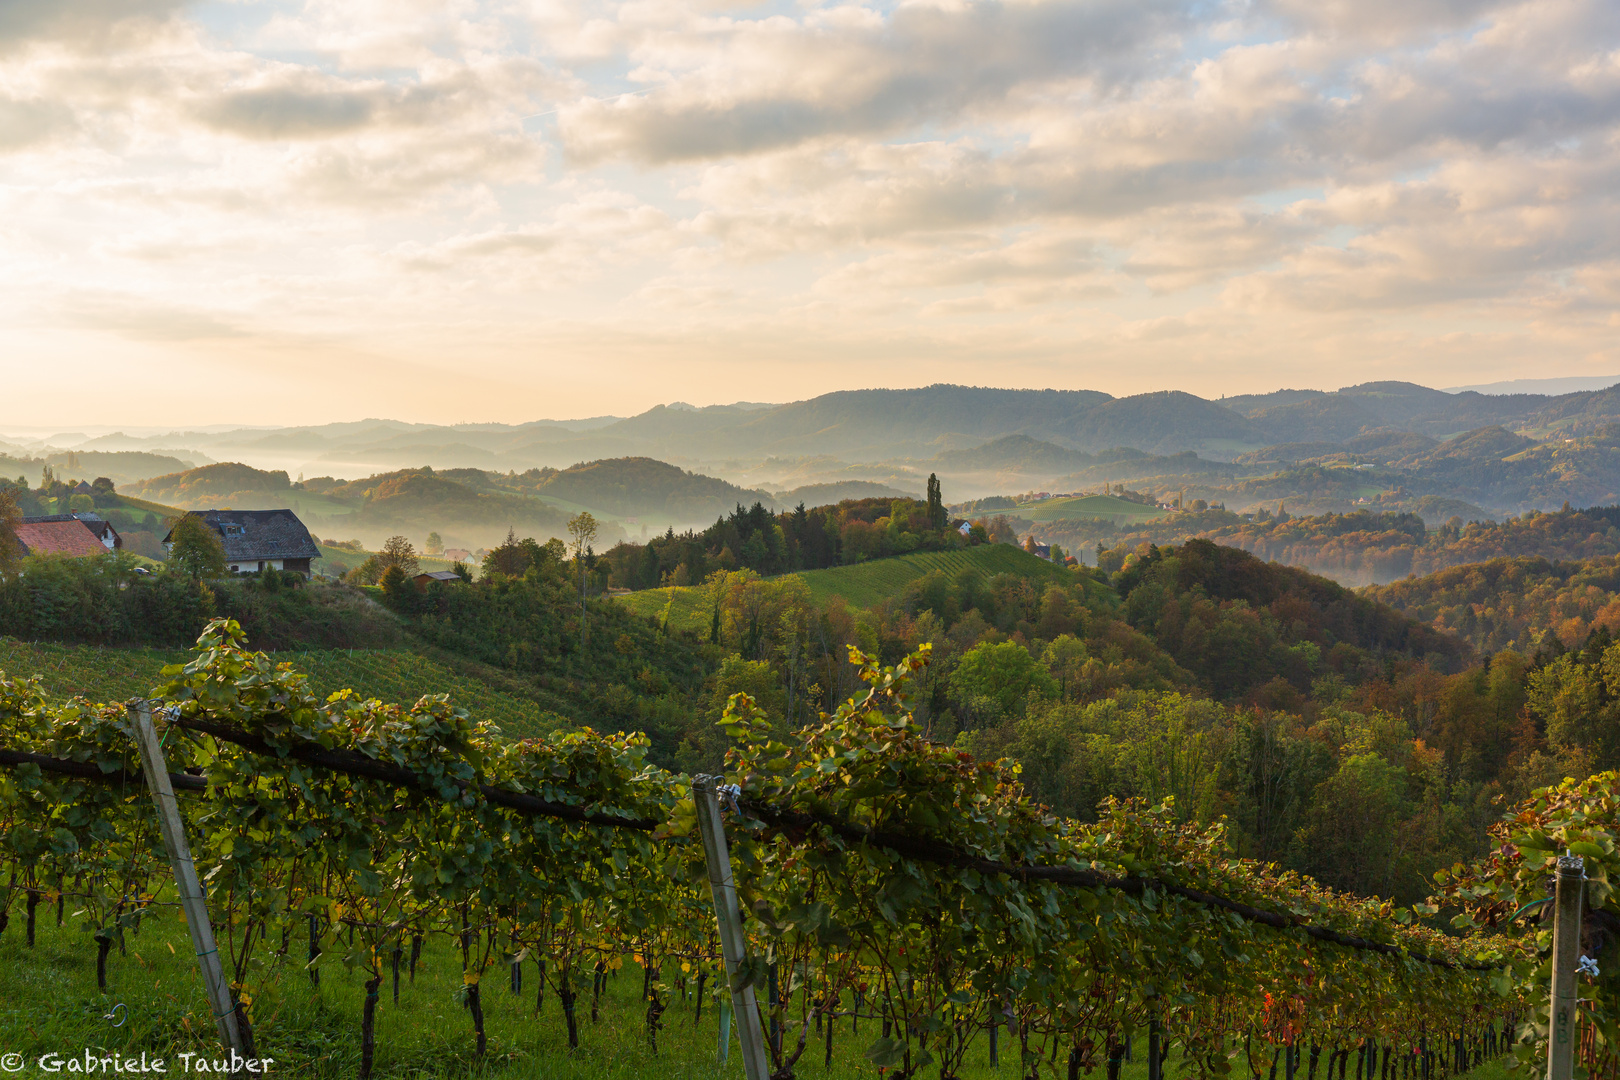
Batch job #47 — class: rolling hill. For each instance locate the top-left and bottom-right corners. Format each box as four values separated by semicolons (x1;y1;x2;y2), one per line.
616;543;1084;630
1019;494;1171;523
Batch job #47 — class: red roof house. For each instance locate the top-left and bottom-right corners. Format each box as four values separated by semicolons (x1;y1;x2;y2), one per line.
15;519;114;558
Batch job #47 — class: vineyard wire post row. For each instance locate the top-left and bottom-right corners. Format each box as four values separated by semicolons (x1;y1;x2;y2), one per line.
1547;854;1585;1080
127;701;247;1068
693;775;771;1080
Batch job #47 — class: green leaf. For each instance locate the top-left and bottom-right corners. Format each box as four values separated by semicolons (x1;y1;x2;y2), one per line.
864;1037;907;1067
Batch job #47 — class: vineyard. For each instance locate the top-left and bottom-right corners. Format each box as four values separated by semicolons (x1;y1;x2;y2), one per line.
0;637;562;739
0;619;1601;1080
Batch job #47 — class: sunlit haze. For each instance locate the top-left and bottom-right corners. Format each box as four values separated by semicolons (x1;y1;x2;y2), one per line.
3;0;1619;425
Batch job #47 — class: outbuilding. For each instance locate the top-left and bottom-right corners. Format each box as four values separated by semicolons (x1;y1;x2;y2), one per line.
413;570;463;590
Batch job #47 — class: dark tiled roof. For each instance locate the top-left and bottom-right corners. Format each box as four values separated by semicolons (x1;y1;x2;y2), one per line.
164;509;320;561
414;570;462;582
16;519;110;558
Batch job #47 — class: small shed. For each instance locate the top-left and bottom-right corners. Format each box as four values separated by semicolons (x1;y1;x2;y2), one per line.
413;570;463;590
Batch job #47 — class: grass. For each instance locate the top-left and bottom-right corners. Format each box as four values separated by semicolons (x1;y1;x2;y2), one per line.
794;545;1076;608
0;639;564;740
614;545;1089;631
1;907;1503;1080
1017;495;1170;523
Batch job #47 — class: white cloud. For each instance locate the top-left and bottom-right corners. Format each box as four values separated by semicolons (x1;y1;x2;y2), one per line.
1;0;1619;423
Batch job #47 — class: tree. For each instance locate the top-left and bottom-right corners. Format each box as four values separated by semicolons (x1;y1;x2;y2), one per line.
0;488;21;579
926;473;947;530
951;641;1057;719
378;564;409;600
168;515;227;580
378;535;419;577
425;531;443;555
482;528;529;578
567;512;599;644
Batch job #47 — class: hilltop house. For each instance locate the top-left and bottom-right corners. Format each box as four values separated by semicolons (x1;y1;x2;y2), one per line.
20;512;122;553
15;516;120;558
163;509;320;577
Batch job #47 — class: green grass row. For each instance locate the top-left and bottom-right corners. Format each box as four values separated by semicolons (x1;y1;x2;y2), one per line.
614;544;1089;632
0;903;1463;1080
0;639;562;740
1017;494;1169;523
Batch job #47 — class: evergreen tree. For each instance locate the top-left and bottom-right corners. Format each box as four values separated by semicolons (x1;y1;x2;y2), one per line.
926;473;946;529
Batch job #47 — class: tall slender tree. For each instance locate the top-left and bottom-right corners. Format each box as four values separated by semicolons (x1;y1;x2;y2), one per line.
926;473;946;529
567;512;598;645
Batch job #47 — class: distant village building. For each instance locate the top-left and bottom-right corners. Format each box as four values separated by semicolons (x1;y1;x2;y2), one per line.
442;548;472;562
413;570;463;590
1032;542;1052;560
15;516;119;558
163;508;320;577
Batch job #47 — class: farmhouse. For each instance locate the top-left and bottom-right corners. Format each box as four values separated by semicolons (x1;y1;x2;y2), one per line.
15;517;117;558
20;512;122;553
163;508;320;577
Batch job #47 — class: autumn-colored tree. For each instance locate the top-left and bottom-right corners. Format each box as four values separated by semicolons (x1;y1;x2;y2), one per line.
378;535;419;577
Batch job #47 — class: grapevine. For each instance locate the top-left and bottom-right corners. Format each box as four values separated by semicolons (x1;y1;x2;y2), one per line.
0;619;1533;1079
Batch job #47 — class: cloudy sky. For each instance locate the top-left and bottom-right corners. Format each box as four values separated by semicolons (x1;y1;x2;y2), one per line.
2;0;1617;425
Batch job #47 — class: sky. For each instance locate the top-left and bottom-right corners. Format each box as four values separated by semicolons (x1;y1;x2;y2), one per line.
1;0;1618;426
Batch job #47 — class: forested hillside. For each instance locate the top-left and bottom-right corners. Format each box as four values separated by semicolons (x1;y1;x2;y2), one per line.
1066;503;1620;586
1367;554;1620;655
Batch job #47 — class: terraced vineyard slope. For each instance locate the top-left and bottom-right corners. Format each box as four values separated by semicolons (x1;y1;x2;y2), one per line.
0;638;561;738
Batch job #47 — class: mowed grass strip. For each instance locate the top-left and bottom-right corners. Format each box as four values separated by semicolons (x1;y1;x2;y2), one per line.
614;544;1086;623
0;639;560;738
1017;494;1170;523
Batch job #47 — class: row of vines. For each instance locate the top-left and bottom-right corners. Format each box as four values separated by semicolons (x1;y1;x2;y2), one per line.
0;619;1603;1079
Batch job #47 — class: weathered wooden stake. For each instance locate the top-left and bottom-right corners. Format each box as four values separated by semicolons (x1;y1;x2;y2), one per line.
1547;854;1585;1080
128;703;247;1063
693;777;771;1080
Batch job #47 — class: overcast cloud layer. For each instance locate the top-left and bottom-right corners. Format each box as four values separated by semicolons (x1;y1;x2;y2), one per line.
1;0;1617;423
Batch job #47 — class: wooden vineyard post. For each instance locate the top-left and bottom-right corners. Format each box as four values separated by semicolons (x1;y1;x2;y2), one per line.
693;776;771;1080
1547;854;1585;1080
128;703;247;1063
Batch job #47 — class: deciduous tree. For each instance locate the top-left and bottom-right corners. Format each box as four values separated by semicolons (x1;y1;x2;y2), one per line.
378;535;419;577
167;515;227;580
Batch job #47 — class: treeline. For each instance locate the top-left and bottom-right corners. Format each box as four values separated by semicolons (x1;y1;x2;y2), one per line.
598;489;957;588
0;553;400;651
1049;503;1620;586
377;535;715;752
1367;553;1620;654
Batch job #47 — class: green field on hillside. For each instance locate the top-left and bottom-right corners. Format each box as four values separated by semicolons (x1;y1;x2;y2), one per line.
795;544;1078;607
1018;494;1171;522
0;639;561;738
616;544;1088;631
